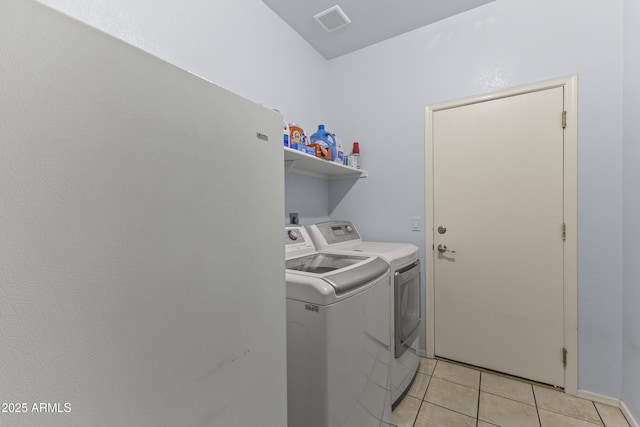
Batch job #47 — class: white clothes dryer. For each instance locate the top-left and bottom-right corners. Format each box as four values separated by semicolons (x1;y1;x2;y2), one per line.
284;226;392;427
306;221;421;406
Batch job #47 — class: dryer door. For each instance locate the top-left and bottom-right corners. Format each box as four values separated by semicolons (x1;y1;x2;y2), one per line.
395;261;421;358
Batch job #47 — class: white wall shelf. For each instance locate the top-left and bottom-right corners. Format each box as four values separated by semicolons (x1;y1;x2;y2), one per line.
284;147;367;179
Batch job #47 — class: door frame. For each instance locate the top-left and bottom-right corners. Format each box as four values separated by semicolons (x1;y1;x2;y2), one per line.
424;75;578;395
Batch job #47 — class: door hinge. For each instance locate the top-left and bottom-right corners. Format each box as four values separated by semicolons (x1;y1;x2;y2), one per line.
562;111;567;129
562;223;566;241
563;348;567;367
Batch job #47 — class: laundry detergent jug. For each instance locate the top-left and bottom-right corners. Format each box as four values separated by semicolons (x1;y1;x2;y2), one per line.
310;124;337;161
288;124;306;145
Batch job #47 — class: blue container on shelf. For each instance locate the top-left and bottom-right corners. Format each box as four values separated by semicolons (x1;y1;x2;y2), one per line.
291;143;315;155
310;124;337;161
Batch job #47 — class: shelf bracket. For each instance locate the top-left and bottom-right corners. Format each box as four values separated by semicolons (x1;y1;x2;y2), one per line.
284;159;297;175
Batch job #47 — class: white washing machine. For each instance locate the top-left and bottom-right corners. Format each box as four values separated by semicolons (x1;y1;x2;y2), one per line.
306;221;421;406
285;226;392;427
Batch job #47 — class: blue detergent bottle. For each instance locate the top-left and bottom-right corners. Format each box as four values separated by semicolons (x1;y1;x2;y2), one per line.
310;124;337;161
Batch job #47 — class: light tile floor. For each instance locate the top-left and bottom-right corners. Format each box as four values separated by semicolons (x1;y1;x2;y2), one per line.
392;358;632;427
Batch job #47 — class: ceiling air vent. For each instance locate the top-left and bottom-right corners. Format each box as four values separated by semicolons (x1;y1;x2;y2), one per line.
314;5;351;32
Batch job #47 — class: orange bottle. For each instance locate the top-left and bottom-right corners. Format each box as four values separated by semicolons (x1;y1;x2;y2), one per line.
289;124;305;145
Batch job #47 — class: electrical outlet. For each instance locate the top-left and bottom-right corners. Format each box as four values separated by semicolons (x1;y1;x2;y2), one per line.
289;212;299;225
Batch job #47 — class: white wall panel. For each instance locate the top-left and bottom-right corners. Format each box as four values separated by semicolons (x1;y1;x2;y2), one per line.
1;1;287;425
35;0;332;225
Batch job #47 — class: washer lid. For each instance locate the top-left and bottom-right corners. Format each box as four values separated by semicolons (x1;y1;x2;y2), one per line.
323;257;389;294
286;255;389;303
285;253;368;274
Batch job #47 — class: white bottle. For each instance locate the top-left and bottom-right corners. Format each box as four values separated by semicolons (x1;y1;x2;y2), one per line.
351;142;360;169
333;135;344;164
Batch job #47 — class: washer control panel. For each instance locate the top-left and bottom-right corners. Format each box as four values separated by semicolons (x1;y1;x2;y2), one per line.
285;226;315;258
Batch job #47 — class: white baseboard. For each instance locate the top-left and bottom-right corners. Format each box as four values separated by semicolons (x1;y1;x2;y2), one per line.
577;390;621;407
576;390;637;427
620;401;639;427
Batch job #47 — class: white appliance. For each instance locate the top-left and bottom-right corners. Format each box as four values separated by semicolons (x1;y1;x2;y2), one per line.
285;226;392;427
1;1;287;425
307;221;421;406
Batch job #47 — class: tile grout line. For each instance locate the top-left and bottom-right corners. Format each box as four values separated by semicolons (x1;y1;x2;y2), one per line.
592;401;606;427
420;401;482;423
412;361;437;427
412;399;423;427
532;383;542;427
482;389;538;407
477;372;483;427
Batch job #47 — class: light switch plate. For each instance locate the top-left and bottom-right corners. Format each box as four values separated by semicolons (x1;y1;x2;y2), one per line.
411;216;421;231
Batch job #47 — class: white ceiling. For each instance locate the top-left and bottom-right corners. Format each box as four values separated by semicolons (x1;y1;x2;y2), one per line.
261;0;496;59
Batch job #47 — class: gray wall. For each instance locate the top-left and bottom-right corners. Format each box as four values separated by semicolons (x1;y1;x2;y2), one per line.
328;0;626;400
285;174;330;226
623;0;640;419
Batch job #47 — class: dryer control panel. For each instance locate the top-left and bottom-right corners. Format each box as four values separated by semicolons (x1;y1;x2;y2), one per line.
307;220;361;248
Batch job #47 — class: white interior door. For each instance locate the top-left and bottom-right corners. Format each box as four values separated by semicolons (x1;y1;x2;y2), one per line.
432;87;565;387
